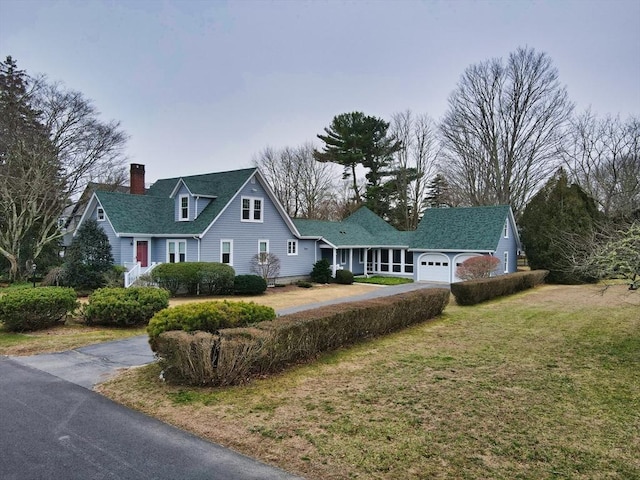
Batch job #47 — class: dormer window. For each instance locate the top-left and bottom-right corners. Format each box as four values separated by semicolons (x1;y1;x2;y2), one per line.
179;195;189;221
241;196;263;222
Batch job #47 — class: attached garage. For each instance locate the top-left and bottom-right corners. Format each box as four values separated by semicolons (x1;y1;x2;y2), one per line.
417;253;451;283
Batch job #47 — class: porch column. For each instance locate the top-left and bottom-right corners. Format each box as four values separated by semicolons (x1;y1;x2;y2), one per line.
332;248;337;277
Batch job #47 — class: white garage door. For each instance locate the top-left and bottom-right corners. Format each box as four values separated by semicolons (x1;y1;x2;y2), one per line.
417;253;450;283
452;254;481;282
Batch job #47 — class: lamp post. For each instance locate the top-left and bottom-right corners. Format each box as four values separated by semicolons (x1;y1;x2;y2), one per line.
32;263;37;288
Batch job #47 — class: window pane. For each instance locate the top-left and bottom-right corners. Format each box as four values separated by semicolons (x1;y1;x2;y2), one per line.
253;199;262;220
169;243;175;254
179;242;185;254
222;242;230;254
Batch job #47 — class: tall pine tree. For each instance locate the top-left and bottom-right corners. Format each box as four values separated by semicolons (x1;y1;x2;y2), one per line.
314;112;402;219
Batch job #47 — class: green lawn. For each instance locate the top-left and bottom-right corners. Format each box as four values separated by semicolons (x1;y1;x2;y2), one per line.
98;284;640;479
354;275;413;285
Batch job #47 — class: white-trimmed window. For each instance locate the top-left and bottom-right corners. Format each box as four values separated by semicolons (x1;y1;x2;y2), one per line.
503;220;509;238
179;195;189;221
359;249;365;264
221;240;233;265
97;207;105;221
504;251;509;273
258;239;269;264
340;249;347;264
287;239;298;256
167;240;186;263
241;196;263;222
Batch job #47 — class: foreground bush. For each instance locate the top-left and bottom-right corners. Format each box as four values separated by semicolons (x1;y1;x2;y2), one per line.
153;288;449;386
147;300;276;349
451;270;548;306
84;287;170;326
0;287;78;332
150;262;235;295
233;275;267;295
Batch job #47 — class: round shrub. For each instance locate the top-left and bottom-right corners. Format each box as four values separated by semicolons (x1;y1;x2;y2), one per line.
84;287;170;326
234;275;268;295
335;269;354;285
151;263;200;295
147;300;276;347
310;259;332;283
198;263;235;295
0;287;78;332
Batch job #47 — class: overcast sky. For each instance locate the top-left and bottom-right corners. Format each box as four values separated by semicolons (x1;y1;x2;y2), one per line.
1;0;639;183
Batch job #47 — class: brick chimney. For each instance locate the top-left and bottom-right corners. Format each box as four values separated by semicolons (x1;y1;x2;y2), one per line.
130;163;145;195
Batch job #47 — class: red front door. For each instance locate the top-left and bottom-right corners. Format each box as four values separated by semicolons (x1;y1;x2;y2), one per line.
136;241;149;267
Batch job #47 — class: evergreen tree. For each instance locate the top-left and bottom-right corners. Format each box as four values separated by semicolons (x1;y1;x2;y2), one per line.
424;174;453;209
520;169;601;284
314;112;402;218
0;56;62;280
63;219;114;289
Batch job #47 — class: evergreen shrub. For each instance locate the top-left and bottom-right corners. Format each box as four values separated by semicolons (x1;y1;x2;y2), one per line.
233;275;267;295
150;262;235;295
84;287;170;326
310;259;332;283
335;269;354;284
450;270;549;306
0;287;78;332
147;300;275;349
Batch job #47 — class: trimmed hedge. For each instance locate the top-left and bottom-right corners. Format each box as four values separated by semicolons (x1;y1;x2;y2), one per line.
84;287;170;326
150;262;235;296
233;275;267;295
153;287;450;386
450;270;549;306
335;269;354;285
147;300;276;350
0;287;78;332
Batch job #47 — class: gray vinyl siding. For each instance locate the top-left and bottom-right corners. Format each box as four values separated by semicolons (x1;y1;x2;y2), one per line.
195;197;211;218
90;203;121;265
495;218;518;274
199;177;315;277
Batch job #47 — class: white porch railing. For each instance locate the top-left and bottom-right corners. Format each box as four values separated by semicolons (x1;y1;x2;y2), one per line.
124;262;160;288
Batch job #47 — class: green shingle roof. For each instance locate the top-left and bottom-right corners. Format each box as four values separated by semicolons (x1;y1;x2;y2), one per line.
294;207;408;247
96;168;256;235
410;205;510;251
295;205;511;252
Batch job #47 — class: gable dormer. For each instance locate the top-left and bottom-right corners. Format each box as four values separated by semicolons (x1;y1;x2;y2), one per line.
169;177;217;222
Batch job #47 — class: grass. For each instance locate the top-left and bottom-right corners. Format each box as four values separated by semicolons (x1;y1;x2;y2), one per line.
0;283;378;355
354;275;413;285
97;284;640;479
0;324;146;356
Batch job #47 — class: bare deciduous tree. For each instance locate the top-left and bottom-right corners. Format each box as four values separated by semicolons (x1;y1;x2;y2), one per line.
562;111;640;217
250;252;281;285
35;81;129;197
440;47;573;215
253;143;338;219
389;110;440;229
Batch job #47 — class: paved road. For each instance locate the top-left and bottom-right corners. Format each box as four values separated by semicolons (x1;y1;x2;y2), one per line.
3;281;443;479
0;358;301;480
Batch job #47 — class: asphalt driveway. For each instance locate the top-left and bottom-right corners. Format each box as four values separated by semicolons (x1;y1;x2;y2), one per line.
0;358;301;480
2;281;443;479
